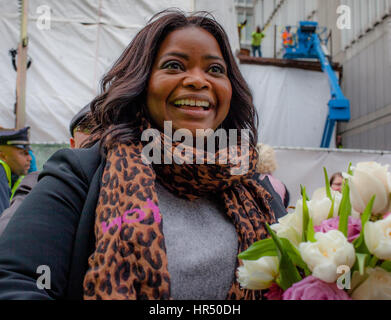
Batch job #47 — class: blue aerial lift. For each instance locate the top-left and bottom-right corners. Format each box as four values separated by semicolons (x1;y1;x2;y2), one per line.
283;21;350;148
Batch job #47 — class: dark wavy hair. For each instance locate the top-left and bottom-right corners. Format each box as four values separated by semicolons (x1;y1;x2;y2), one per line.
86;9;258;151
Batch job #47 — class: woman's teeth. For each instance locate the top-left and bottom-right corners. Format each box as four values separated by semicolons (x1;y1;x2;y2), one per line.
173;99;211;110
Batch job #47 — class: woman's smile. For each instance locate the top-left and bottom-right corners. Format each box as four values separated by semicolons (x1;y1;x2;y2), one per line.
147;26;232;135
169;93;215;120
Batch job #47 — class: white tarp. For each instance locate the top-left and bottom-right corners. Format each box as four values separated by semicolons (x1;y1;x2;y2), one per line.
273;147;391;208
240;63;336;148
0;0;239;143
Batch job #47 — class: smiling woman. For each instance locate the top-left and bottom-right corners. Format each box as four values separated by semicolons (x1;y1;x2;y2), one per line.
0;9;284;300
147;26;232;135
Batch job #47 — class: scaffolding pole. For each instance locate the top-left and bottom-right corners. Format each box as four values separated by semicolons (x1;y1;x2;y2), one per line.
15;0;29;129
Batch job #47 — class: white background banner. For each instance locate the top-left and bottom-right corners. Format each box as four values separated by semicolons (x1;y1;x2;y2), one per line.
239;63;336;149
0;0;239;143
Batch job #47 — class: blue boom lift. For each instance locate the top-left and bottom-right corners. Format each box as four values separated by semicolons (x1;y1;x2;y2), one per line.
283;21;350;148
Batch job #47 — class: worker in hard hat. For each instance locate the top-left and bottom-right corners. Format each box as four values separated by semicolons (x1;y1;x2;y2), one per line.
282;26;294;48
251;26;265;57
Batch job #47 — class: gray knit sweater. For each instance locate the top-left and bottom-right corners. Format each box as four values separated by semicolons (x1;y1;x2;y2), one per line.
157;182;238;300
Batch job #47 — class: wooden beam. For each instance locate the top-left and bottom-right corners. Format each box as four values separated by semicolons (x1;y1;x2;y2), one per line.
237;54;343;74
15;0;29;129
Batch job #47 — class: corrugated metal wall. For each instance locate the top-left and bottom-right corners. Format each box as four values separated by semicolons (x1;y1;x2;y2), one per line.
340;18;391;150
249;0;391;150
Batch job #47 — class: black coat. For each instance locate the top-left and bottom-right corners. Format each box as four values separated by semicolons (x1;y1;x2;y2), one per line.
0;165;11;214
0;143;103;299
0;143;286;300
0;171;40;237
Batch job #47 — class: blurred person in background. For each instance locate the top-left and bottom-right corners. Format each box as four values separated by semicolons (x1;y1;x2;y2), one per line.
69;104;94;149
28;150;38;173
330;172;343;193
251;26;265;57
256;143;290;210
0;105;93;237
282;26;294;48
0;127;31;214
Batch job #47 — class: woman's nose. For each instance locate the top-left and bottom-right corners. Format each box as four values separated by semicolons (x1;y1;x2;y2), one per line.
182;69;211;90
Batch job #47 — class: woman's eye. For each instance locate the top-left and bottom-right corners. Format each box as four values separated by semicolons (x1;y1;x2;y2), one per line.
162;61;183;71
208;65;225;74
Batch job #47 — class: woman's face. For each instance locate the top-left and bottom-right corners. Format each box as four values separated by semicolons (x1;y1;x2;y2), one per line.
147;26;232;135
331;175;344;192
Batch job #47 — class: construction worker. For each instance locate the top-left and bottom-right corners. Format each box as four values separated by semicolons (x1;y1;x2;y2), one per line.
0;127;31;214
237;19;247;41
282;26;294;48
251;26;265;57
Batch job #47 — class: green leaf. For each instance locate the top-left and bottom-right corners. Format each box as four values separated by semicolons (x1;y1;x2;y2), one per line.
347;162;353;175
338;180;351;237
361;195;375;227
353;234;371;254
323;167;332;200
307;218;316;243
353;195;375;254
238;238;277;260
280;238;311;276
355;253;369;276
369;256;378;268
301;186;310;242
380;261;391;272
327;195;335;220
265;224;302;291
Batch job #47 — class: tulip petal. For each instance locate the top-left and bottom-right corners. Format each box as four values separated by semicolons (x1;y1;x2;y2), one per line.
350;170;388;214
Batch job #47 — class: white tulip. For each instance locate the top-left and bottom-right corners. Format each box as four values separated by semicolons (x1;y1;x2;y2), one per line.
272;197;340;246
311;187;360;220
237;256;279;290
364;214;391;260
311;187;341;201
271;189;361;247
270;218;301;247
308;197;337;226
344;162;391;214
271;200;304;246
351;267;391;300
299;230;356;283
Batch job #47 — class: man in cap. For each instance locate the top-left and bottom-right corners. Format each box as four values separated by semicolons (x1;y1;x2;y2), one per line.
0;105;94;235
0;127;32;213
69;104;93;149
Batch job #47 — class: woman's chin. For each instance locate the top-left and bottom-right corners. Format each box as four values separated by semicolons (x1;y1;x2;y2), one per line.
172;123;218;138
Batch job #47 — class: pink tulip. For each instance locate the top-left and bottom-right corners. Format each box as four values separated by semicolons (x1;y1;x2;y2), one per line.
264;283;283;300
314;216;361;242
282;276;351;300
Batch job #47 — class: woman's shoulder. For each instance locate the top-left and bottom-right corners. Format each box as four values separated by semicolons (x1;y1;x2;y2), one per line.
39;142;103;184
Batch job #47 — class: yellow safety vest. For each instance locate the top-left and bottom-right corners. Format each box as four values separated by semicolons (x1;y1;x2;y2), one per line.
0;159;24;201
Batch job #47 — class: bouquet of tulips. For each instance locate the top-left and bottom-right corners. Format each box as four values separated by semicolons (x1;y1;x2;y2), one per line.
237;162;391;300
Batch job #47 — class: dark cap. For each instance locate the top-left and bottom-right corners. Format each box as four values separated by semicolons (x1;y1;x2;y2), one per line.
0;127;30;150
69;104;91;137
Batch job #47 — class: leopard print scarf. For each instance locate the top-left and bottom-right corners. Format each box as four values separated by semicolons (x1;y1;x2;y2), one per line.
83;124;277;300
